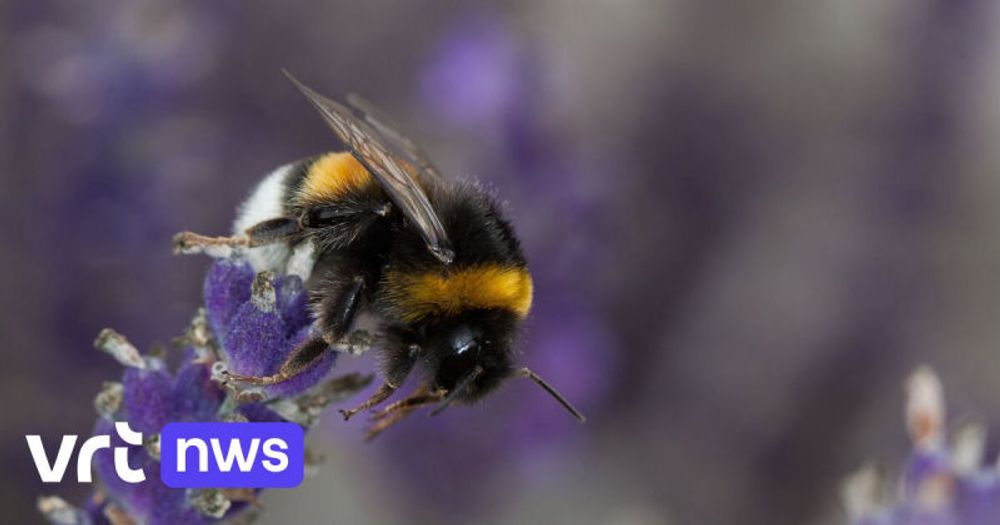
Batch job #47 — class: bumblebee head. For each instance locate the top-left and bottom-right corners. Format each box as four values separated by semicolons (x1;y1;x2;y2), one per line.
421;311;586;422
424;312;515;403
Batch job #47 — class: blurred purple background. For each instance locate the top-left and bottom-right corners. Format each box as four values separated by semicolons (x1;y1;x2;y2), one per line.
5;1;1000;524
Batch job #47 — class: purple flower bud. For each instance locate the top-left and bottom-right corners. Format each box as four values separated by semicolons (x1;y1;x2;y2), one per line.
171;355;225;422
42;259;359;524
844;368;1000;525
122;364;173;435
278;275;311;335
203;259;256;341
224;301;287;377
956;473;1000;525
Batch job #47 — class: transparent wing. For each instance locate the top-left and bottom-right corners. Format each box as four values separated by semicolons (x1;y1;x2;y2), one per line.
346;93;445;187
283;71;454;264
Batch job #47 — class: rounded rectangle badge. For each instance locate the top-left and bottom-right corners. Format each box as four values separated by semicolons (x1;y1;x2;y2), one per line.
160;422;304;488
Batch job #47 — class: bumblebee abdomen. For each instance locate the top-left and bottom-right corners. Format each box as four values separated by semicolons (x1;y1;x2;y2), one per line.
379;183;533;324
382;264;533;323
233;161;306;272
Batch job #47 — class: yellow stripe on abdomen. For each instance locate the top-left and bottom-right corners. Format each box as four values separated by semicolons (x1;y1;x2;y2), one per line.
298;152;374;203
385;265;533;323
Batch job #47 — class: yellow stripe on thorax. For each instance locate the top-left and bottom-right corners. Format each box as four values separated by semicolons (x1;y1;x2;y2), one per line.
298;152;374;203
386;264;533;323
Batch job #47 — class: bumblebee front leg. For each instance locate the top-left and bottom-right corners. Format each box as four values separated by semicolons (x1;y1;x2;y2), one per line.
339;382;399;421
370;383;445;421
340;344;420;420
364;383;445;440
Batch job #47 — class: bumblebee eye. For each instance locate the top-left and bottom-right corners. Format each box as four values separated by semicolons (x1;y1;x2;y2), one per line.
434;325;482;391
301;206;348;228
448;326;479;356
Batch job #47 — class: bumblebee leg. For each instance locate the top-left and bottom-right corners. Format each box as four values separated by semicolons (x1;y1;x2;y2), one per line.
364;384;445;440
226;337;329;385
174;216;303;256
230;271;370;387
339;344;419;420
364;409;410;441
245;217;302;247
371;384;445;421
173;231;249;256
317;276;366;348
339;382;398;421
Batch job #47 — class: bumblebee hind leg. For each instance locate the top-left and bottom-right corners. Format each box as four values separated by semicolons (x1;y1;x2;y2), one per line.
173;217;302;257
226;336;328;385
245;217;302;246
173;231;248;257
226;267;370;388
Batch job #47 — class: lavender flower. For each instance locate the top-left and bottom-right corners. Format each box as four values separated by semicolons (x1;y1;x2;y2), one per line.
843;367;1000;525
38;258;369;525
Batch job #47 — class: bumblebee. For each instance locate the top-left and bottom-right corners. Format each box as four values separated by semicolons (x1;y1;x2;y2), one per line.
176;72;584;437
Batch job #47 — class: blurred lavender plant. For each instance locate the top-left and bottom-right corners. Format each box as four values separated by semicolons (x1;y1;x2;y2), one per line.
37;259;369;525
843;367;1000;525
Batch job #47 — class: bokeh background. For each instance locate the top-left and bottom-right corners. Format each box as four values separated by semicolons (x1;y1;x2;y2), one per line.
4;1;1000;524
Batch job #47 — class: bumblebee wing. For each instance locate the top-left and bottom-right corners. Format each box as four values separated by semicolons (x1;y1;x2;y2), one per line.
346;93;446;187
284;71;454;264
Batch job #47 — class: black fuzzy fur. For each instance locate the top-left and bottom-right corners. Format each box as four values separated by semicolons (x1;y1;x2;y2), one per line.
277;156;528;405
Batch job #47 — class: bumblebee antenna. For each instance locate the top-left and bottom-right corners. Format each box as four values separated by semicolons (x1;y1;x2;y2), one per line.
430;365;484;416
517;367;586;423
